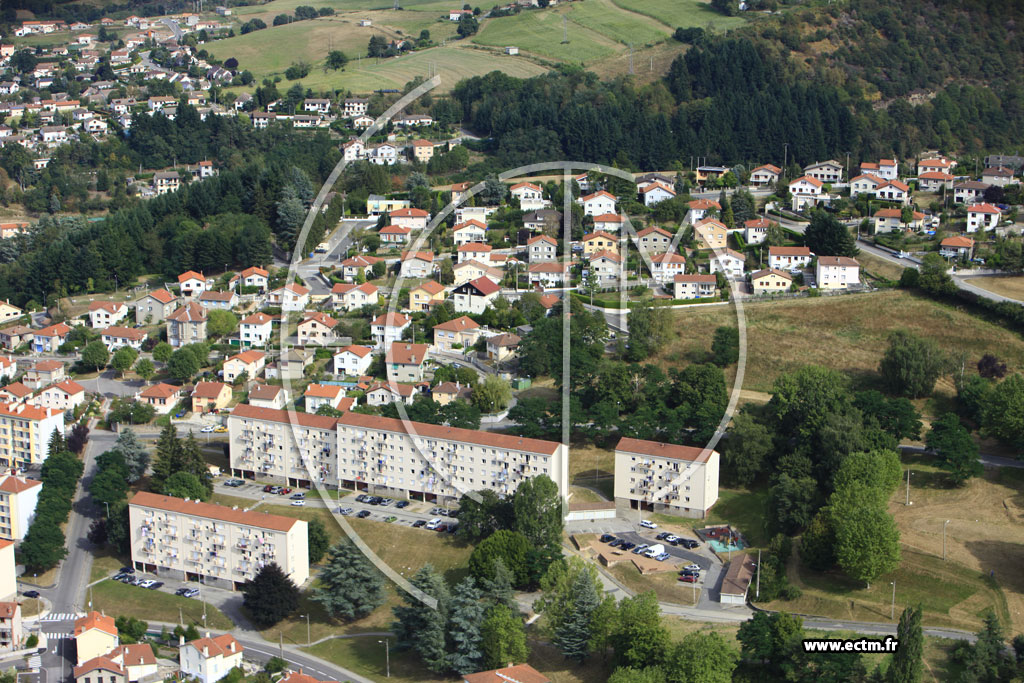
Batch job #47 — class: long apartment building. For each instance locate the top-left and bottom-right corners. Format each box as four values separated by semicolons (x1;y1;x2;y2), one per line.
0;402;65;469
613;437;719;519
128;491;309;591
227;404;568;506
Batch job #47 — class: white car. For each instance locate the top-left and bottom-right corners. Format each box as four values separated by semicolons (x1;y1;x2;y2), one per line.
291;500;305;507
664;534;679;543
639;520;658;529
137;579;156;588
200;425;216;433
425;518;442;530
684;563;701;572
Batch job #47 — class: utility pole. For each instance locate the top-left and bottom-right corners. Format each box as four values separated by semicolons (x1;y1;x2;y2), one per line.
756;548;761;599
890;581;896;620
783;143;789;172
905;469;912;505
562;16;568;43
943;519;951;561
628;43;633;75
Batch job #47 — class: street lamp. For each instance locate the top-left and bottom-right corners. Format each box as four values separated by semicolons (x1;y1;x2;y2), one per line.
378;639;390;678
301;613;311;645
905;469;913;506
890;581;896;620
943;519;951;561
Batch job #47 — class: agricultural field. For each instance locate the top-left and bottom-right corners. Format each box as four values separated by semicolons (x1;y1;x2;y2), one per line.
611;0;749;31
566;0;673;47
472;8;621;63
960;275;1024;301
659;289;1024;393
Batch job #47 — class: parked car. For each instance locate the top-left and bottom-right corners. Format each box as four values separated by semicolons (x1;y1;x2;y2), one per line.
395;500;410;509
175;588;188;596
655;553;671;562
279;488;292;495
201;425;216;433
338;507;353;516
183;588;200;598
384;516;397;523
120;566;135;574
683;563;701;572
138;579;156;588
619;541;636;551
678;574;699;583
224;479;244;487
291;500;305;506
631;544;649;555
663;535;679;543
656;532;670;541
600;534;616;544
378;498;394;507
639;520;658;529
147;581;163;590
23;590;40;599
357;510;371;518
412;520;427;528
214;426;227;433
426;518;442;530
355;494;369;503
290;492;305;499
678;539;699;549
435;523;449;532
263;485;275;493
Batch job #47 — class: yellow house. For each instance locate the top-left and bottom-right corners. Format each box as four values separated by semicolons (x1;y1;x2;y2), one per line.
409;280;446;311
750;268;793;295
582;230;619;256
694;218;728;250
0;540;14;601
191;381;232;413
74;611;119;665
410;139;434;163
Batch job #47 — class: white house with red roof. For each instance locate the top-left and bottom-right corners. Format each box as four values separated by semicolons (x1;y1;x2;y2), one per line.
379;224;410;244
816;256;860;290
304;383;348;413
331;282;378;312
674;273;717;300
940;236;975;259
593;213;625;232
453;277;501;314
918;171;955;192
386;342;430;382
179;633;243;683
788;176;824;211
849;173;883;197
457;242;492;264
366;381;417;406
222;350;265;383
528;262;567;288
579;190;616;217
687;199;720;224
372;312;410;350
875;179;910;204
432;315;481;351
231;266;269;291
743;218;776;245
333;345;373;377
390;207;430;231
453;219;487;246
648;252;686;284
32;323;71;353
177;270;208;298
88;301;128;328
239;312;274;348
0;473;42;541
967;203;1001;233
749;164;781;186
917;157;955;176
0;356;15;383
297;312;338;346
463;664;551;683
613;437;719;518
510;181;545;210
136;383;183;414
768;246;813;271
33;379;85;412
638;181;675;207
399;251;434;278
874;208;924;233
340;255;380;282
247;383;287;409
709;249;747;279
860;158;898;181
268;283;310;311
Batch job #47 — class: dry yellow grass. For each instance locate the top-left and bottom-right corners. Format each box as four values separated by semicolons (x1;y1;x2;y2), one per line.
961;276;1024;301
660;290;1024;392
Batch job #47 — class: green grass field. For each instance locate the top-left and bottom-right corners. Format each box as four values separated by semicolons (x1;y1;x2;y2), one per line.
473;7;621;62
610;0;748;31
91;579;234;630
566;0;672;47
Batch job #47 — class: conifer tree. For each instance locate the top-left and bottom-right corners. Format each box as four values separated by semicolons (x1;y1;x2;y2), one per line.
313;541;386;621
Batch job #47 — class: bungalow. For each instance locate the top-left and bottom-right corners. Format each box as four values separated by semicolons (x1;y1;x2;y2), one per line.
803;160;843;183
638;181;675;206
918;171;955;192
33;323;71;352
524;209;562;232
509;182;545;210
454;260;502;286
232;266;269;291
875;179;911;204
579;191;617;217
166;302;207;348
331;282;378;312
588;250;622;284
634;226;672;253
340;255;381;282
527;234;558;262
452;277;501;314
940;236;975;259
365;381;416;407
100;325;146;350
709;249;747;279
23;360;64;389
452;220;487;246
982;166;1016;187
592;213;625;233
432;315;480;352
88;301;128;328
32;379;86;413
333;344;373;377
687;199;720;223
303;98;331;114
748;164;781;187
222;350;265;383
371;312;410;351
386;342;430;382
267;283;310;311
178;270;207;298
849;174;883;197
248;383;286;409
198;290;238;310
390;207;430;231
457;242;492;264
137;382;183;414
486;333;520;362
192;381;232;414
750;268;792;295
768;246;813;271
238;312;274;348
400;251;434;278
673;274;717;300
525;262;564;288
694;218;728;250
743;218;776;245
303;383;348;413
410;280;446;311
379;224;411;244
581;231;619;256
874;208;925;233
815;256;860;290
967;203;1001;233
135;288;177;323
954;181;991;205
297;312;337;347
917;157;954;176
648;252;687;284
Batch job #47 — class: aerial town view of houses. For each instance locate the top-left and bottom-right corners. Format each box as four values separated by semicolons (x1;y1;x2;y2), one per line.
0;0;1023;681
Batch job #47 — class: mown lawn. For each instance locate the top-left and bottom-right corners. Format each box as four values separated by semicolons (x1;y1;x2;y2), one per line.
91;579;234;630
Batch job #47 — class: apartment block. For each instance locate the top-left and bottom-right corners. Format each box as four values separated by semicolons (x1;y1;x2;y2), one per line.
128;491;309;591
0;402;65;469
613;437;719;519
227;405;568;506
0;473;41;541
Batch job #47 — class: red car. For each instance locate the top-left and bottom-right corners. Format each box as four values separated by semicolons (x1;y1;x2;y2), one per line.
678;574;699;583
263;485;274;493
279;488;292;495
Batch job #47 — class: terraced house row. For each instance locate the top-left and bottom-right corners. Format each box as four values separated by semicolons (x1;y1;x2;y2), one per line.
226;404;568;506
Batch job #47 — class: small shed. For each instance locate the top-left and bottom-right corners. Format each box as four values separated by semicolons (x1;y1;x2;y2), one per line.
719;553;756;605
505;46;519;55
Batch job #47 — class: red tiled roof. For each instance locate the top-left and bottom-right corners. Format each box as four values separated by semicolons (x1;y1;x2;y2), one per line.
400;250;433;262
304;383;343;398
146;288;176;304
102;325;147;341
457;242;492;253
228;350;265;365
131;490;301;533
300;311;338;328
674;274;716;283
751;268;793;280
790;175;824;188
139;382;181;399
390;208;429;218
177;270;205;283
414;280;445;295
88;301;125;313
193;381;228;399
460;277;500;296
241;312;274;326
580;190;617;202
0;474;41;493
768;246;812;256
616;437;716;462
73;656;123;678
818;256;860;267
184;633;242;659
433;315;479;332
453;219;487;231
463;664;551;683
335;344;372;358
968;203;1001;214
592;213;625;222
582;230;617;242
527;234;557;246
47;379;84;396
372;312;409;327
386;342;429;365
688;199;721;210
240;266;269;279
941;236;975;248
74;611;117;637
167;302;206;323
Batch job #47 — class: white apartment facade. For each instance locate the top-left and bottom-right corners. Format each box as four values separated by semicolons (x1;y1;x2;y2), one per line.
613;437;719;519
